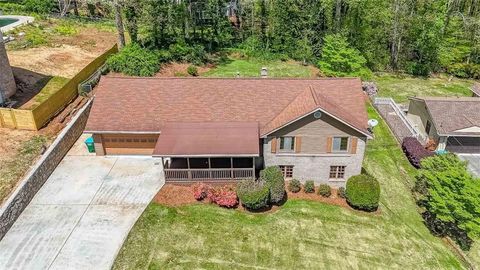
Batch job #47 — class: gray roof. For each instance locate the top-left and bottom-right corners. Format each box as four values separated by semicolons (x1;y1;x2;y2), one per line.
413;97;480;136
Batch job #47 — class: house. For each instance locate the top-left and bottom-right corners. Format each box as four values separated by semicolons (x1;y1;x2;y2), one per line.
407;97;480;153
472;83;480;97
84;77;371;185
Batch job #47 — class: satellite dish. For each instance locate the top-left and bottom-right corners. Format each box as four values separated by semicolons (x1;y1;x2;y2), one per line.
313;111;322;119
368;119;379;128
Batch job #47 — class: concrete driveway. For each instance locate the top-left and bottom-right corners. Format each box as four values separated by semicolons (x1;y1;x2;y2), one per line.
458;154;480;177
0;137;164;270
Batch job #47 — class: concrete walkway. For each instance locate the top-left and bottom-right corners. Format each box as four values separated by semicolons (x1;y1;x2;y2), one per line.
0;136;164;269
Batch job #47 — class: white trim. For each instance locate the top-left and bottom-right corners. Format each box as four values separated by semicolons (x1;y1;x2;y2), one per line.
275;153;352;157
152;154;260;158
261;108;372;139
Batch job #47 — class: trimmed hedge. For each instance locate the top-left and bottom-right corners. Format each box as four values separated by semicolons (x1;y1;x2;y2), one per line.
318;184;331;197
260;166;285;204
237;179;270;210
402;137;434;168
288;179;302;193
304;181;315;193
346;174;380;211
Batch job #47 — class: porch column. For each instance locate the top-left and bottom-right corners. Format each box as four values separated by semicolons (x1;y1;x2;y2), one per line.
208;157;212;179
230;157;233;179
187;158;191;180
252;157;255;179
437;136;448;151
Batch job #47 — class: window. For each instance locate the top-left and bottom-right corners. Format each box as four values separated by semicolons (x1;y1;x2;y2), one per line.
425;120;432;135
279;137;295;151
332;137;349;152
329;166;346;179
279;165;294;178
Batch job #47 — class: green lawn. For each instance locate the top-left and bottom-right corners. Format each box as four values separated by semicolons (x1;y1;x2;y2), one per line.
113;105;467;269
373;73;475;103
203;58;317;78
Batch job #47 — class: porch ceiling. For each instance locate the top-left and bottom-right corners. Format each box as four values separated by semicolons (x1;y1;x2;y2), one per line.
153;122;260;157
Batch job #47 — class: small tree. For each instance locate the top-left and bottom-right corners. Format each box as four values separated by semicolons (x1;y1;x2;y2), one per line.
318;34;372;80
417;154;480;249
260;166;285;204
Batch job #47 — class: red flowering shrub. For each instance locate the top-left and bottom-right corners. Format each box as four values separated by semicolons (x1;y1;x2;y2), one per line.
402;137;435;168
207;186;238;208
192;182;211;201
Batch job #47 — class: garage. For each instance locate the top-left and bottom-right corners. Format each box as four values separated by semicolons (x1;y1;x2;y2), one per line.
446;136;480;154
93;134;159;155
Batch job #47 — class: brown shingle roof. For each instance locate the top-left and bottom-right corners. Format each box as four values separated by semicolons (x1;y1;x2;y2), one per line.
413;97;480;136
85;76;369;136
473;83;480;97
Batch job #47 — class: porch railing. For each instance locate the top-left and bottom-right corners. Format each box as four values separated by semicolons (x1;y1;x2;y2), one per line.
164;168;255;181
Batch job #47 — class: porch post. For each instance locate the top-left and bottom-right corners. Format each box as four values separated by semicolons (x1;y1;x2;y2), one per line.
230;157;233;180
252;157;255;179
187;158;191;180
208;157;212;179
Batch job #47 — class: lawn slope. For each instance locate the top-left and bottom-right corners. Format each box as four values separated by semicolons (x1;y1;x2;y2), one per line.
113;105;464;269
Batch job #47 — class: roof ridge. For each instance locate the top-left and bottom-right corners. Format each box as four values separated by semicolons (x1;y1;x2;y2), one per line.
309;85;320;106
104;75;361;82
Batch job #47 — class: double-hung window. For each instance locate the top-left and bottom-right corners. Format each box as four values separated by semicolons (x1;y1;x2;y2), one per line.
279;136;295;152
332;137;349;152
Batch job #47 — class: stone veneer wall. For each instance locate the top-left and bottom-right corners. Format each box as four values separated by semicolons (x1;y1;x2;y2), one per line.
0;100;92;240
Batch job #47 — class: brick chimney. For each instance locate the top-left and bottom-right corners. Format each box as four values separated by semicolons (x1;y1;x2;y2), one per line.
0;30;17;101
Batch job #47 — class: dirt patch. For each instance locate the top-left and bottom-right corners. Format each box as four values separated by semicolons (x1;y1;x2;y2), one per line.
155;62;213;77
286;188;348;208
0;128;36;164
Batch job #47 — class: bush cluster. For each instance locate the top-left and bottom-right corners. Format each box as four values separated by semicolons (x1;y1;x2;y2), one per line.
187;65;199;76
318;184;331;197
168;42;209;65
24;0;55;14
237;179;270;210
447;63;480;79
401;137;435;168
288;179;302;193
346;174;380;212
337;187;346;198
107;44;160;76
260;166;285;204
207;186;238;208
192;182;210;201
304;181;315;193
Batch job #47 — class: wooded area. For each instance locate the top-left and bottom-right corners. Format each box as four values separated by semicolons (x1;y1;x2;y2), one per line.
113;0;480;78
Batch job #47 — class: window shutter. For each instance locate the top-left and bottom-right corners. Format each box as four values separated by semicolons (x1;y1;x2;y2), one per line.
326;137;332;153
350;137;358;154
271;137;277;153
295;136;302;153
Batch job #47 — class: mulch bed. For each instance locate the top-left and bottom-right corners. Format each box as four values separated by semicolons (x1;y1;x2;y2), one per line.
154;183;351;211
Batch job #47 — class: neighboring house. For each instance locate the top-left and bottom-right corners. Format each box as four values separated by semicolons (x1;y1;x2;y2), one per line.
407;97;480;153
85;77;371;185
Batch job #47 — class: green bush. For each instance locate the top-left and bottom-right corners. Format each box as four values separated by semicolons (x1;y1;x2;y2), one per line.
168;42;208;65
187;65;199;77
107;44;160;76
237;179;270;210
54;22;78;36
260;166;285;204
318;184;331;197
447;63;480;79
304;181;315;193
346;174;380;211
24;0;55;14
288;179;301;193
337;187;346;199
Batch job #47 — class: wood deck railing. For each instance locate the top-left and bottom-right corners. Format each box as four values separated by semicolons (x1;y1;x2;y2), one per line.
164;168;255;181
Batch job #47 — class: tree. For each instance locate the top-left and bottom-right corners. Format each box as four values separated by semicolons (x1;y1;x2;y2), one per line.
318;34;372;79
0;31;17;100
114;0;126;49
417;154;480;249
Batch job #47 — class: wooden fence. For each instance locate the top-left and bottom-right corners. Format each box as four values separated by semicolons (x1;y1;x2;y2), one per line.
0;44;118;130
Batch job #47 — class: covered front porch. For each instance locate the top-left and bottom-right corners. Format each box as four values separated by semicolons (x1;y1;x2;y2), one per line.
153;121;261;182
162;157;256;182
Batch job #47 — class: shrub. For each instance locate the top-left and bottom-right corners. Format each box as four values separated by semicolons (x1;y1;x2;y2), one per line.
237;179;270;210
288;179;302;193
337;187;346;198
168;42;208;65
106;44;160;76
192;182;211;201
318;184;331;197
54;22;78;36
187;65;199;77
304;181;315;193
208;186;238;208
24;0;55;14
402;137;434;168
260;166;285;204
346;174;380;212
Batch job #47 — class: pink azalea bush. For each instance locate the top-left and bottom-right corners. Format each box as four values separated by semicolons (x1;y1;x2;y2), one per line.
192;182;211;201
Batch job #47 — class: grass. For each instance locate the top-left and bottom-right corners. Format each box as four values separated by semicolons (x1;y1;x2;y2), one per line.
373;73;475;103
0;135;48;203
21;76;70;110
113;105;467;269
203;58;317;78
